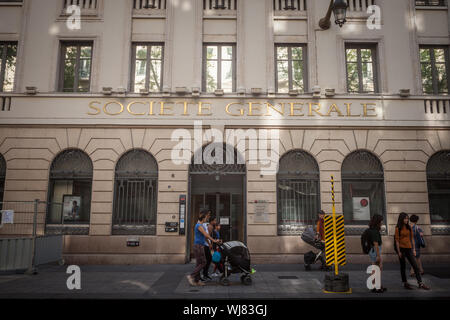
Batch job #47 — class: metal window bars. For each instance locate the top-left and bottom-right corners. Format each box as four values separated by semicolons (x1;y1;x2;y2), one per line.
112;150;158;235
63;0;98;9
347;0;375;12
277;150;320;235
274;0;307;11
204;0;237;10
133;0;166;10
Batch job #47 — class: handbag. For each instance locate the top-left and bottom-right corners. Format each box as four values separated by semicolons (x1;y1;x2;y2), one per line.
212;251;221;263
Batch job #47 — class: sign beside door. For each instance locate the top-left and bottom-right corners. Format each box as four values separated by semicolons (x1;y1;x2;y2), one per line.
179;194;186;235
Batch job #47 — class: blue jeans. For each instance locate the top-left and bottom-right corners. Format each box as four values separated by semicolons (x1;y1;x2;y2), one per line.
369;245;381;263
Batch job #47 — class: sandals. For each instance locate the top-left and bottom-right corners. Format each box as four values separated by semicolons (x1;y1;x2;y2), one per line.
419;283;430;290
404;282;414;290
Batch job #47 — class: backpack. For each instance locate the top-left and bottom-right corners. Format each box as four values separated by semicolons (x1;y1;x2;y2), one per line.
361;228;372;254
413;225;426;248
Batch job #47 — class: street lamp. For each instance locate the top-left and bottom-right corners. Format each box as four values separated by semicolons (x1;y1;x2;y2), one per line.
319;0;348;30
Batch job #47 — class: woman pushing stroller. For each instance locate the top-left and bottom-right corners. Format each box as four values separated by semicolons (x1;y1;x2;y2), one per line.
301;210;330;270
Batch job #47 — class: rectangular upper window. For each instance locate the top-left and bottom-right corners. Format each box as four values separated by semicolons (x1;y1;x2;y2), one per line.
131;43;164;93
0;42;18;92
415;0;447;6
59;42;93;93
275;44;307;93
203;44;236;93
345;44;378;94
420;46;449;95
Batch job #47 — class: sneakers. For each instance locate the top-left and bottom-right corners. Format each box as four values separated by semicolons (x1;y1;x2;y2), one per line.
203;275;213;281
187;275;196;286
187;275;206;287
371;287;387;293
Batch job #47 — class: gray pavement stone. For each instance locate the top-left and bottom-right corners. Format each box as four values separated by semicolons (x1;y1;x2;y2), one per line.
0;263;449;299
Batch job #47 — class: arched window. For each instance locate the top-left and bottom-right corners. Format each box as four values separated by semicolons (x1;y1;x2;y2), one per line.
342;150;386;224
112;149;158;235
427;150;450;226
277;150;320;235
0;153;6;209
47;149;93;225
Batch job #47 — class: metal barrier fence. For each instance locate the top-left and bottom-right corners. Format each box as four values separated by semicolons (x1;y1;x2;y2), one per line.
0;200;64;273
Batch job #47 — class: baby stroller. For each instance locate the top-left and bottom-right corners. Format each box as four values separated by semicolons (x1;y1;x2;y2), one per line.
214;241;253;286
301;226;328;271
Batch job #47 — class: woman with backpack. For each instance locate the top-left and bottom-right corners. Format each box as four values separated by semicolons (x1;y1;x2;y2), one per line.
365;214;386;293
409;214;425;277
395;212;430;290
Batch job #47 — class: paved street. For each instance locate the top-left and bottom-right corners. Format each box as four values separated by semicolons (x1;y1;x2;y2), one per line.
1;263;450;299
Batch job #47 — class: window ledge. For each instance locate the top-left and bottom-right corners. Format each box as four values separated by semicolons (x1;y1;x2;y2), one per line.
273;11;308;18
203;9;236;17
0;2;23;7
415;6;448;10
431;226;450;235
45;225;89;235
133;8;166;18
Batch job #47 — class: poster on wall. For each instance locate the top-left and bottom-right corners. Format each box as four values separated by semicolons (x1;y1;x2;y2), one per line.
1;210;14;224
352;197;370;221
63;195;81;222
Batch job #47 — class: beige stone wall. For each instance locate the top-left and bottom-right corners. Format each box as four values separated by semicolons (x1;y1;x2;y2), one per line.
1;126;450;263
245;128;450;259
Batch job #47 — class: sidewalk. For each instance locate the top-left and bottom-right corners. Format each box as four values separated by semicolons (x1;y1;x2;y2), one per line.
1;263;449;299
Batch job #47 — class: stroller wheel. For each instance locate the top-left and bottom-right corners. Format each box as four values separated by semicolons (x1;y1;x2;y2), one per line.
304;265;312;271
240;275;252;286
220;277;230;286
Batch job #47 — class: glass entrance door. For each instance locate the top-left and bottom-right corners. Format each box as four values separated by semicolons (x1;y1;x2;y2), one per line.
189;192;244;258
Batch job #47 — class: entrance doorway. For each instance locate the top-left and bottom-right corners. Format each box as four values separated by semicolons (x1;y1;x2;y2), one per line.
187;144;246;260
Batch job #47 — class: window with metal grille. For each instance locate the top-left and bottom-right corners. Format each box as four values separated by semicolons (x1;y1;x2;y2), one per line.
277;150;320;235
0;153;5;210
341;151;386;224
0;42;17;93
59;42;93;92
133;0;166;9
112;150;158;235
347;0;375;11
420;46;449;95
46;149;93;225
427;151;450;225
415;0;447;6
275;44;307;93
273;0;307;11
63;0;98;9
203;44;236;93
131;43;164;93
204;0;237;10
345;43;378;93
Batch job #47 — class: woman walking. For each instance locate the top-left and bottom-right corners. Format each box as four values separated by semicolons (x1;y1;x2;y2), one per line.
395;212;430;290
187;210;220;286
410;214;425;277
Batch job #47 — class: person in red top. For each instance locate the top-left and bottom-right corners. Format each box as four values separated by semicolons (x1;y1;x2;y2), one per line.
315;210;325;242
315;210;328;270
